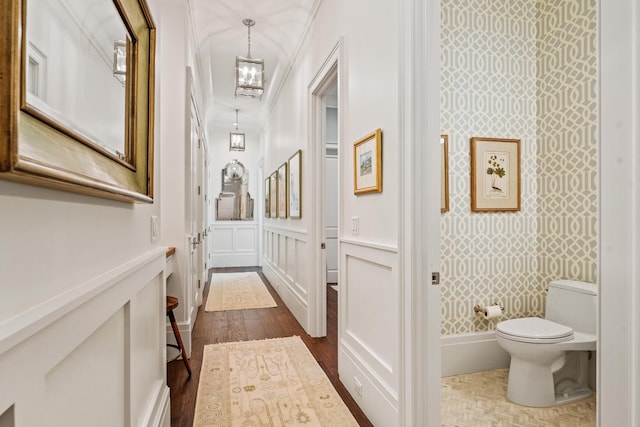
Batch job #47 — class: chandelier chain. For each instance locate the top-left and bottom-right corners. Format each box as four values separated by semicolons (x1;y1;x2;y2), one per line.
246;23;252;58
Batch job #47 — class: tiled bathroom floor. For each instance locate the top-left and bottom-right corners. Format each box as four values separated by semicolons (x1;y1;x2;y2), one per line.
441;369;596;426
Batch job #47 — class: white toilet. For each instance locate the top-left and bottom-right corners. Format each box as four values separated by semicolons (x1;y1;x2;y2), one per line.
495;280;597;407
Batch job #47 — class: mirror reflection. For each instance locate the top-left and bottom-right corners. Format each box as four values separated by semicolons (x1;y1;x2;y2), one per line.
216;160;254;220
26;0;130;160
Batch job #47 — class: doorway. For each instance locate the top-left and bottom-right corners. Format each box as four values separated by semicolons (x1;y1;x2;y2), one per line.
309;44;340;338
324;85;339;291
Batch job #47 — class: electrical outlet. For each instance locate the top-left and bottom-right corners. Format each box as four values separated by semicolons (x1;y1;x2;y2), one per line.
354;376;362;397
351;216;359;235
151;216;159;242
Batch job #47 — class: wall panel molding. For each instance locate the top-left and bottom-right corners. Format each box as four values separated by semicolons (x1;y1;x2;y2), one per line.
0;248;169;427
339;241;399;425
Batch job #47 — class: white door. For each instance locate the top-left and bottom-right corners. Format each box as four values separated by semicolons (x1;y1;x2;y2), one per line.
325;106;338;284
188;97;204;308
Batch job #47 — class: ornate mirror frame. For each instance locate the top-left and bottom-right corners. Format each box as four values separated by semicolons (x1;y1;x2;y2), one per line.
0;0;156;202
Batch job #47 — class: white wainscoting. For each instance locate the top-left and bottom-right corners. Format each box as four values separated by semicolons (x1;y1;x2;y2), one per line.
211;221;259;267
0;248;170;427
338;239;399;427
262;225;309;332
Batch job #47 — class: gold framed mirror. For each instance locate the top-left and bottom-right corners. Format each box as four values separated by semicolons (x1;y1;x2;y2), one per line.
0;0;156;202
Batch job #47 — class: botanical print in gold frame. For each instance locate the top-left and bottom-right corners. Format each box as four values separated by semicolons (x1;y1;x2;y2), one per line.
264;177;270;218
288;149;301;219
277;162;288;218
441;134;449;213
353;128;382;195
470;137;521;212
269;172;278;218
0;0;156;202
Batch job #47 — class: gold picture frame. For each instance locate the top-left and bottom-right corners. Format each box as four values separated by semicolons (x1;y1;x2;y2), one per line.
0;0;156;202
288;149;301;219
269;171;278;218
441;134;449;213
264;177;270;218
470;137;521;212
353;128;382;195
277;162;288;218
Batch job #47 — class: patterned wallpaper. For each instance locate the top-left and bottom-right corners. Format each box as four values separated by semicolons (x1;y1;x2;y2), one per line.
536;0;598;290
440;0;597;336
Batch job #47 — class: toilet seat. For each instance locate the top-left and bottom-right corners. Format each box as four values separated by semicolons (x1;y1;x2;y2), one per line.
496;317;574;344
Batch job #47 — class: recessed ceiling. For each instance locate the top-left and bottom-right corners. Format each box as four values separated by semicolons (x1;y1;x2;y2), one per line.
189;0;320;137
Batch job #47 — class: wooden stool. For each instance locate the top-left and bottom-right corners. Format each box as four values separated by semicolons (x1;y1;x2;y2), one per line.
166;296;192;378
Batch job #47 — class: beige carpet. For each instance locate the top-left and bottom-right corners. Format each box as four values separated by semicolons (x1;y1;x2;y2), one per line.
442;368;596;426
205;272;277;312
193;336;359;427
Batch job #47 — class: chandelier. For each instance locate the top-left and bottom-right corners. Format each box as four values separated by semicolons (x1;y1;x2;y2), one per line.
229;109;245;151
235;18;264;99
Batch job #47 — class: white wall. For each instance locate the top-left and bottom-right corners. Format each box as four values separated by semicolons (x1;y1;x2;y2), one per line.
157;0;205;355
261;0;401;424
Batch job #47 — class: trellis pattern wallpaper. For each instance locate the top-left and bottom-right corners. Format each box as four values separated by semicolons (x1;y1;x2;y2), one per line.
440;0;597;336
536;0;598;291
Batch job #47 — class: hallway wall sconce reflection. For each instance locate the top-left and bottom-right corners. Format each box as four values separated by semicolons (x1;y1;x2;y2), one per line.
229;109;245;151
235;18;264;99
113;40;127;84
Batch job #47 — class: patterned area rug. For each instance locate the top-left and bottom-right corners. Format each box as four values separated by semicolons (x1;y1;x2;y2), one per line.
441;368;596;426
193;336;359;426
205;272;277;312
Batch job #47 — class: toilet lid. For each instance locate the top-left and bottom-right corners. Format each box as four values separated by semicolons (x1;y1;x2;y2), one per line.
496;318;573;343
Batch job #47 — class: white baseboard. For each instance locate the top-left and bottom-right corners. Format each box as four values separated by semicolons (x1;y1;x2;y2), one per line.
441;331;510;377
262;261;309;333
339;342;399;427
166;320;192;358
140;380;170;427
212;252;259;267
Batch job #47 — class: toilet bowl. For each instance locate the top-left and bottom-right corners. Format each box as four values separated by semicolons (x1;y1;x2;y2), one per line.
495;280;597;407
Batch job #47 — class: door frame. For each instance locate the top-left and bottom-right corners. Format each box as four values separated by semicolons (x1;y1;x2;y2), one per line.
308;41;342;338
403;0;441;425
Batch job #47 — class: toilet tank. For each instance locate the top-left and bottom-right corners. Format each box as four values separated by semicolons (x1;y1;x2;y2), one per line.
545;280;598;334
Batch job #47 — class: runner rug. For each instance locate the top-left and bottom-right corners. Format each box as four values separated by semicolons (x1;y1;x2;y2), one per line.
205;272;277;312
193;336;359;426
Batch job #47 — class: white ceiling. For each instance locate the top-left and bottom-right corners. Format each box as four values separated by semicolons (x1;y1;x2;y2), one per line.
188;0;321;136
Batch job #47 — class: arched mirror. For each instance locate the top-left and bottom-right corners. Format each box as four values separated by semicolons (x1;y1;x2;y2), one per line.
216;160;254;220
0;0;156;202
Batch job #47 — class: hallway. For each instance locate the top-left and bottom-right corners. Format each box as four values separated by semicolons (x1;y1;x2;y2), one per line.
167;268;372;426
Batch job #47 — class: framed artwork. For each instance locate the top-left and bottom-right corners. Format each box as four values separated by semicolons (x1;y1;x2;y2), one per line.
288;149;302;218
277;162;288;218
441;134;449;213
264;177;270;218
353;128;382;195
0;0;156;202
269;172;278;217
470;137;521;212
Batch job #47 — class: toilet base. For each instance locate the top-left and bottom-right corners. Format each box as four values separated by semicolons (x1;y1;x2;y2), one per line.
506;352;593;407
554;388;593;406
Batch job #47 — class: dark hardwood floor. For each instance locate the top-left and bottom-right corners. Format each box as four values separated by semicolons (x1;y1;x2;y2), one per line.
167;267;373;427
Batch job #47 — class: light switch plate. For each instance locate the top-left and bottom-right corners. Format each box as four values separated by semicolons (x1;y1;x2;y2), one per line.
151;216;158;242
351;216;359;234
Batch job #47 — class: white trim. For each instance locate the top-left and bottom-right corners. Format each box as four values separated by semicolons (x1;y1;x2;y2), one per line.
0;247;166;356
599;1;640;425
340;238;398;254
262;260;309;329
139;380;171;427
440;332;510;377
400;0;441;425
307;40;343;338
262;224;308;242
